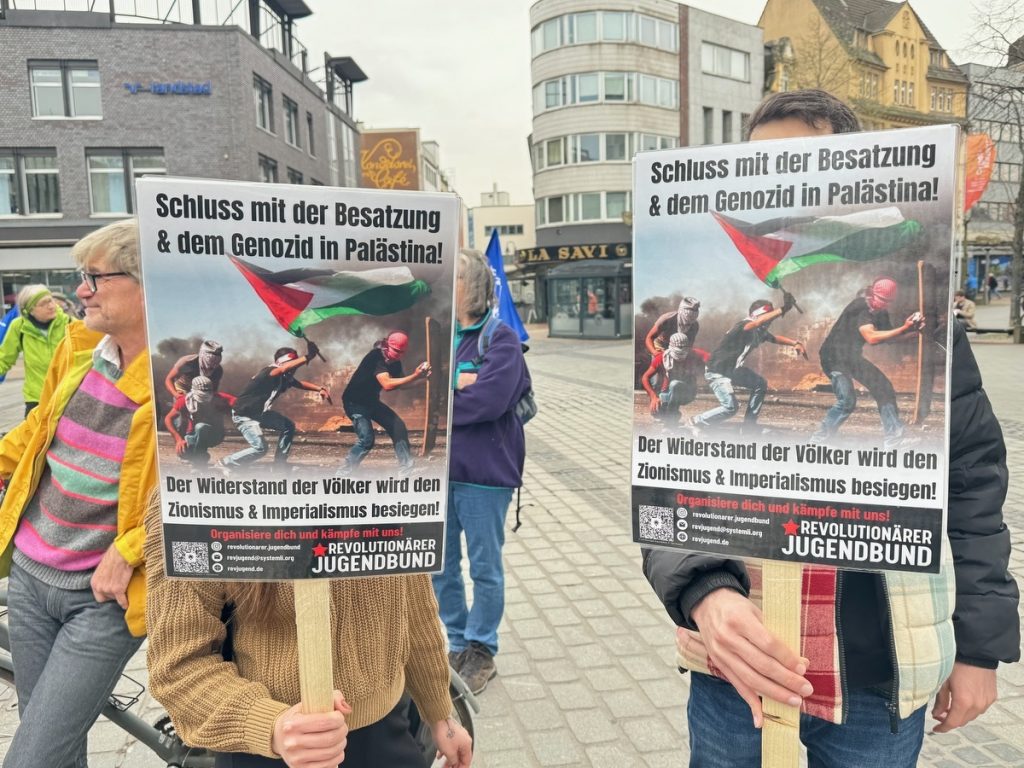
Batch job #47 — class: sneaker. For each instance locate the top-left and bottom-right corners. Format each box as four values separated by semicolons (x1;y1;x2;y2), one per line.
216;458;234;476
688;416;705;436
448;649;466;673
458;641;496;695
398;461;415;478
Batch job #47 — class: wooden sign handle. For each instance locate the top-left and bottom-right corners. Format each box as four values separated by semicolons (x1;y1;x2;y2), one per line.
912;259;926;423
294;578;335;713
761;560;802;768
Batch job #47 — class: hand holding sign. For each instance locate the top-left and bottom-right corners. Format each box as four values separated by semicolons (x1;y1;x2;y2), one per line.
271;690;352;767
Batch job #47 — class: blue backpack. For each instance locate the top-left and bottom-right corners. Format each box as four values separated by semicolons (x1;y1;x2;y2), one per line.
473;313;537;424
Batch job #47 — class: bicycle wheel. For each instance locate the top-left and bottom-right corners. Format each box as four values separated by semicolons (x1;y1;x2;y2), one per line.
406;680;475;763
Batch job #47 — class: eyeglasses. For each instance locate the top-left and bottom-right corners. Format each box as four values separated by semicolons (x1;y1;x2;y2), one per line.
79;270;130;293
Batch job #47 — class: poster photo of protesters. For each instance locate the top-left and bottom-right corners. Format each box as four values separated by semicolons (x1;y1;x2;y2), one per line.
631;125;959;574
137;177;458;579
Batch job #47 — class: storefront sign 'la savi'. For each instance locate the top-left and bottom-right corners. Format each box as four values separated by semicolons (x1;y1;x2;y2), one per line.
517;242;630;264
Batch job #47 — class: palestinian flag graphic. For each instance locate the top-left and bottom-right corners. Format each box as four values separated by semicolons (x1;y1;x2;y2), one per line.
712;207;923;288
230;257;430;335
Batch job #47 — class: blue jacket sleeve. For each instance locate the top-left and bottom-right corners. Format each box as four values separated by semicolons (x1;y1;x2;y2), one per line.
452;325;528;427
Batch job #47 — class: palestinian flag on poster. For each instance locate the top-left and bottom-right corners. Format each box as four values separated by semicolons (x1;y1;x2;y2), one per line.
229;257;430;335
712;207;923;288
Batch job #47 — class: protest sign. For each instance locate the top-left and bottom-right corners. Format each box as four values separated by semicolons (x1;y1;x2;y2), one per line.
632;125;958;575
137;177;458;581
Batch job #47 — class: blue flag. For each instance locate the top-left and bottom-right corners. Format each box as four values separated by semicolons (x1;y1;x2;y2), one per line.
484;229;529;343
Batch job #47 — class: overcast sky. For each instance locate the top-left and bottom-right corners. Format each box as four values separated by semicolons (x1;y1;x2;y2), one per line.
300;0;997;207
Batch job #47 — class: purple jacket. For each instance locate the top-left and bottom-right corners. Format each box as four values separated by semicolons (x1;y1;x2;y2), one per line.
450;314;530;488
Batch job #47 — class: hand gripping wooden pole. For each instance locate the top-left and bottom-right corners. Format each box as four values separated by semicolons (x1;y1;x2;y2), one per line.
761;560;802;768
293;579;335;714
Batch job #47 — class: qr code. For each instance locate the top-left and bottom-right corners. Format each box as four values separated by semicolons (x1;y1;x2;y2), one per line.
171;541;210;574
639;505;674;542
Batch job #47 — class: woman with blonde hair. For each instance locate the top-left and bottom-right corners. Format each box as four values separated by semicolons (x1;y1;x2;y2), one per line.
144;494;473;768
0;284;73;416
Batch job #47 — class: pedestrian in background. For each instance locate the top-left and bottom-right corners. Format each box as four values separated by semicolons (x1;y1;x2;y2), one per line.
952;290;976;330
0;219;156;768
0;285;73;416
432;249;531;695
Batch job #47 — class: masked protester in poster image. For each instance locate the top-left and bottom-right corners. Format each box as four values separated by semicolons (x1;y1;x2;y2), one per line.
218;341;331;473
952;290;977;330
143;497;473;768
0;219;159;768
431;249;530;696
164;338;225;397
810;277;924;450
0;284;74;417
645;295;701;355
641;332;710;425
644;90;1019;768
164;376;237;466
689;293;805;436
336;330;430;478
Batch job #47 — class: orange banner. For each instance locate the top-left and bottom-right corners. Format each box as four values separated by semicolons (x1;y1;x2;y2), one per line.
964;133;996;213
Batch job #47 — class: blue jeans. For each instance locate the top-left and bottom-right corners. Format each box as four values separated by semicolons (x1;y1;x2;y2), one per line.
223;411;295;467
695;368;766;426
658;378;697;420
687;673;925;768
185;421;224;463
5;561;144;768
814;361;903;445
342;400;412;470
431;483;513;656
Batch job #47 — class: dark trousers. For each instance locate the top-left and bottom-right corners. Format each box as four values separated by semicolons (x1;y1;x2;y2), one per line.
213;698;426;768
24;401;37;418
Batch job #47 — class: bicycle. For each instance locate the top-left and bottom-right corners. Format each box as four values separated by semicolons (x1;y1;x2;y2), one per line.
0;584;477;767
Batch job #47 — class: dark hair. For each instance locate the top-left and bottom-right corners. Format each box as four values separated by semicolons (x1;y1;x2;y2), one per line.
749;299;774;315
745;89;861;139
274;347;297;360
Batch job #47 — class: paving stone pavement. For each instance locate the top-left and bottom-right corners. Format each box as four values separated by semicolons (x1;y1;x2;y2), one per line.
0;317;1021;767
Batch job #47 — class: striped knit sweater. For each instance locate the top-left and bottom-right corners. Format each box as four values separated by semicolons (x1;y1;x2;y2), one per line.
12;357;139;589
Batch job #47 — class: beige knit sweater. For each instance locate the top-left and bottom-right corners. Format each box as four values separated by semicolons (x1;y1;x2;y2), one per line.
143;504;453;758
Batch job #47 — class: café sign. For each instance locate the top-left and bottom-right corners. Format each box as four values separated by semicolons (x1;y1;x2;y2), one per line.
517;242;630;264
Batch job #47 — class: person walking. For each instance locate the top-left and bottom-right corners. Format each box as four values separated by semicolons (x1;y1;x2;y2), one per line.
431;249;531;695
0;285;73;416
0;219;157;768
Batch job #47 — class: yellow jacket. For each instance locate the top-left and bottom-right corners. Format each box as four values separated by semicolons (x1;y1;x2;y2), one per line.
0;322;155;636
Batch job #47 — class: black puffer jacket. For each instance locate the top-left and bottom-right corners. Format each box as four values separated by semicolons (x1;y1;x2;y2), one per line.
644;321;1020;667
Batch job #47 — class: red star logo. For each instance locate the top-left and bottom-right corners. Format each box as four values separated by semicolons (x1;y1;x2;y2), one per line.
782;519;799;536
312;543;327;557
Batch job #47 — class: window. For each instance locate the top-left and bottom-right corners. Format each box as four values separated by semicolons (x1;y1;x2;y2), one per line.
258;154;278;183
548;196;564;223
287;167;303;184
0;149;60;215
577;73;599;103
534;71;675;113
605;133;627;161
575;134;599;162
606;192;628;220
87;149;165;215
603;12;627;41
307;112;315;156
658;20;677;52
579;192;602;220
545;138;564;166
29;60;101;118
722;111;733;143
701;43;750;81
283;97;300;147
254;75;274;132
542;18;561;50
604;72;629;101
570;12;597;43
703;107;714;145
908;82;914;106
639;15;657;46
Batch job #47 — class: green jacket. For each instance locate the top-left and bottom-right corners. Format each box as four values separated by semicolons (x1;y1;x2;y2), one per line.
0;309;72;403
